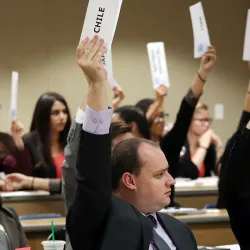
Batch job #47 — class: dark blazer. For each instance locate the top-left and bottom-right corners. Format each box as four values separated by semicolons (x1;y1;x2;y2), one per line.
66;130;197;250
217;110;250;209
178;140;216;179
22;132;57;178
160;90;200;206
221;117;250;250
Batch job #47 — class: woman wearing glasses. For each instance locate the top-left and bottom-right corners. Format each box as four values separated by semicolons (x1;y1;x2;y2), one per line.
178;103;222;179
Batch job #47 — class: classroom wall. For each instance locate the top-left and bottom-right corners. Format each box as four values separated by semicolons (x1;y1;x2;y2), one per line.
0;0;249;143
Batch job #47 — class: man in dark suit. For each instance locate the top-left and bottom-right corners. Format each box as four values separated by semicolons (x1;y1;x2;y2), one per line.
66;35;199;250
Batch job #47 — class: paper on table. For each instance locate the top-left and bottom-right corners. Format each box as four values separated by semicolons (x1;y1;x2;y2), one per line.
189;2;211;58
79;0;123;54
10;71;19;120
0;190;50;198
147;42;170;89
175;176;219;188
243;10;250;61
216;245;239;250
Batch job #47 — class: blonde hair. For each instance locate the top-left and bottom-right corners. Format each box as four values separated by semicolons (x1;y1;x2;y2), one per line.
195;102;209;111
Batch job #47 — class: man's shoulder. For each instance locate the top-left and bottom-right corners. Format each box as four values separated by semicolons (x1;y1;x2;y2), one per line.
157;212;197;248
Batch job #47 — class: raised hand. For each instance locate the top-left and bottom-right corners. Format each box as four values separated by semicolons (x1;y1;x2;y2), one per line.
76;35;107;84
198;46;217;80
112;84;125;110
10;120;24;150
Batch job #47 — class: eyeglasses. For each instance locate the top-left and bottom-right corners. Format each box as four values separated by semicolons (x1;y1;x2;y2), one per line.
193;117;213;124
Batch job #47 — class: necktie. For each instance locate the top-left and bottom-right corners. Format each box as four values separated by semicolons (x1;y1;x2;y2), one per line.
147;215;171;250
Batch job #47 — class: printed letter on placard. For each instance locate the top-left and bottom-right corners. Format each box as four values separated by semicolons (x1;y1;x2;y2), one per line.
80;0;123;54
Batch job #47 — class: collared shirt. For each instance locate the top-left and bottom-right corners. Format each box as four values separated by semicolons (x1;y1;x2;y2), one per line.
145;213;176;250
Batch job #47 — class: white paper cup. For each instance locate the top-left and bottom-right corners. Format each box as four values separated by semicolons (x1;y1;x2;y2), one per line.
41;240;66;250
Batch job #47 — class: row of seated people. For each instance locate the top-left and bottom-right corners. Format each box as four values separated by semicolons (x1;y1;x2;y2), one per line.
0;41;248;249
65;39;250;250
0;45;238;210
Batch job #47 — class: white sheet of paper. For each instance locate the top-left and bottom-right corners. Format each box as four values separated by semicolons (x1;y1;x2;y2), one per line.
189;2;211;58
216;245;240;250
147;42;170;89
80;0;123;54
214;104;224;120
243;10;250;61
10;71;19;120
101;49;117;88
0;172;6;180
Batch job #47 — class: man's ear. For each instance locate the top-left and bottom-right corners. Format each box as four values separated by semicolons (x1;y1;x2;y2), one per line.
121;172;136;190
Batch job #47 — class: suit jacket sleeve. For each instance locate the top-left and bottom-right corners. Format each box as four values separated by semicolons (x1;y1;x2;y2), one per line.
66;129;112;250
223;124;250;248
62;120;82;211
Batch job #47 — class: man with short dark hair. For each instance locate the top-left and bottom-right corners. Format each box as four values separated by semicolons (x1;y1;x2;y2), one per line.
66;35;197;250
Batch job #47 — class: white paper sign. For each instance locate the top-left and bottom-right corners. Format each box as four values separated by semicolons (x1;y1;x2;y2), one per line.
214;104;224;120
189;2;211;58
243;10;250;61
101;49;117;88
10;71;19;120
80;0;123;54
147;42;170;89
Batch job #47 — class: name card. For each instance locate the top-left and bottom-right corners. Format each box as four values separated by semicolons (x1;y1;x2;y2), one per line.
243;10;250;61
80;0;123;54
147;42;170;89
189;2;211;58
10;71;19;120
102;49;117;88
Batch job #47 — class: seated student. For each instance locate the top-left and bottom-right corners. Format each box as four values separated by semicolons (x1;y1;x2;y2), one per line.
136;47;217;206
110;122;133;147
0;197;28;250
178;103;222;179
112;105;151;139
0;139;17;174
66;35;198;250
135;85;168;144
0;133;31;175
11;92;71;180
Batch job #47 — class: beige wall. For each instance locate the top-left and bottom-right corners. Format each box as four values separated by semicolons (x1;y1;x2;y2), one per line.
0;0;249;143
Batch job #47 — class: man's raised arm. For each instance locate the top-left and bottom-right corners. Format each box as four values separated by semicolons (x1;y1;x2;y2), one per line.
66;35;112;250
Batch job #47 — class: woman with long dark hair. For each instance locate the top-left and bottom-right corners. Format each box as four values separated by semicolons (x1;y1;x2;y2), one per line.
8;92;71;191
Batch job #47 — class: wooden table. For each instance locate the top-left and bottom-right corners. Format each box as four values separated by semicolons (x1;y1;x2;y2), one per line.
0;183;219;218
174;210;236;246
22;210;236;250
0;191;65;216
175;186;218;208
